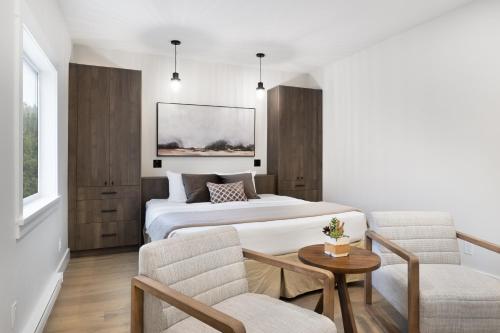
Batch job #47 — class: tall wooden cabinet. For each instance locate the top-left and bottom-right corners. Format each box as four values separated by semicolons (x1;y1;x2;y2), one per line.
267;86;322;201
68;63;141;252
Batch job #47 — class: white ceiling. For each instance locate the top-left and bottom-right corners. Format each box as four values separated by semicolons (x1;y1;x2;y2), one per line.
59;0;474;72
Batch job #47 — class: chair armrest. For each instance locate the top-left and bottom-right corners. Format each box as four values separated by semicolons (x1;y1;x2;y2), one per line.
456;231;500;254
365;230;419;263
131;276;246;333
365;230;420;333
242;248;335;321
243;248;334;280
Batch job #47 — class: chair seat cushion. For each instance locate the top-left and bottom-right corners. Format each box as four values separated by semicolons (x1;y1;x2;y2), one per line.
164;293;337;333
373;264;500;332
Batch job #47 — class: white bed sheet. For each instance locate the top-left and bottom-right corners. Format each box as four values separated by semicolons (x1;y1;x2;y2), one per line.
145;194;367;255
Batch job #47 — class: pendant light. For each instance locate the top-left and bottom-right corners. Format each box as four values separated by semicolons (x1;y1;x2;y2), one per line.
256;53;265;99
170;40;181;91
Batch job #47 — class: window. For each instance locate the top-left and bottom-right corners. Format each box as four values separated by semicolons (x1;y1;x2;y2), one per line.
22;58;39;200
17;26;60;238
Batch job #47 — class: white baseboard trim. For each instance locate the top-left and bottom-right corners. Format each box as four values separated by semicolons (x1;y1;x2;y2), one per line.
22;248;70;333
57;248;70;274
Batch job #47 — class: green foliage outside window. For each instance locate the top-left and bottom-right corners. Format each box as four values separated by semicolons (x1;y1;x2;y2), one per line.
23;103;38;198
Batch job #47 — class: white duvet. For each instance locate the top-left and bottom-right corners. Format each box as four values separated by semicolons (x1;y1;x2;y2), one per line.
145;194;367;255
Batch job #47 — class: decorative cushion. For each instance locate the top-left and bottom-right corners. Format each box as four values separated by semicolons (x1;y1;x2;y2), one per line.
207;181;248;204
165;293;337;333
219;173;260;199
182;174;221;203
166;171;187;203
373;264;500;332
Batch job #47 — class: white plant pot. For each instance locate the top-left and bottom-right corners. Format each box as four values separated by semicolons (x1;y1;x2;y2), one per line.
324;236;351;257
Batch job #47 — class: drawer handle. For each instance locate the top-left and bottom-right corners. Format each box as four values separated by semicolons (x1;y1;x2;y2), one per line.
101;209;117;213
295;184;305;187
101;191;117;195
101;233;117;238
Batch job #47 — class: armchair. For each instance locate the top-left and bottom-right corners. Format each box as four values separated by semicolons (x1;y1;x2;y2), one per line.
131;226;337;333
365;211;500;333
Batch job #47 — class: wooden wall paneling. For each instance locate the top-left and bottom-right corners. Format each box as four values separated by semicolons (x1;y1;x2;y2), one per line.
140;177;169;231
109;68;141;186
76;65;110;187
254;175;276;195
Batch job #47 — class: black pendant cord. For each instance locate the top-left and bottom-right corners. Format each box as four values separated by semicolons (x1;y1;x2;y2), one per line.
174;44;177;73
259;57;262;82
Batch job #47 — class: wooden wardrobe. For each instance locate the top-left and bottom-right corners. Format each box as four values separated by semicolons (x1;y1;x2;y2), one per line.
68;63;141;253
267;85;322;201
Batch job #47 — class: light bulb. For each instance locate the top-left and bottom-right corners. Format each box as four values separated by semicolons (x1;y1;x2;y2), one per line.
256;88;265;100
170;79;181;92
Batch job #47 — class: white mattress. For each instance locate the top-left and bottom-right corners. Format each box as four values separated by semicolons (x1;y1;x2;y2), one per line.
145;194;367;255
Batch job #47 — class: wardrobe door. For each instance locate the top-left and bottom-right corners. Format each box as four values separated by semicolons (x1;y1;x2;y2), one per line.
303;89;322;190
109;68;141;186
279;86;306;188
76;65;110;187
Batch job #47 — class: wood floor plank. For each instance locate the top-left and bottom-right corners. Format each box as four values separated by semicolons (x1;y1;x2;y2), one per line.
45;251;404;333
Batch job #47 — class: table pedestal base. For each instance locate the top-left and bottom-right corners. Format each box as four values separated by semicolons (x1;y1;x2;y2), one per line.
314;273;357;333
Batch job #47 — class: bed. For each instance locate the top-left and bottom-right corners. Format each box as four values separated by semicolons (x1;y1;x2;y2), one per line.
141;175;367;298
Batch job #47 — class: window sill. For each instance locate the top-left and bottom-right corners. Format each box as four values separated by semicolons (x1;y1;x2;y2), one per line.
16;195;61;239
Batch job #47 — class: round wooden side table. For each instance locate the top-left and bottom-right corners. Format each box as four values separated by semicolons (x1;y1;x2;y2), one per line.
298;245;381;333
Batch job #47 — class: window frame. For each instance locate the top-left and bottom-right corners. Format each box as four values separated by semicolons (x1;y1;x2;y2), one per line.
16;25;60;239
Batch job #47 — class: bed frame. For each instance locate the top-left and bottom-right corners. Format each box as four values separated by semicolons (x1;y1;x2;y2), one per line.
140;174;276;228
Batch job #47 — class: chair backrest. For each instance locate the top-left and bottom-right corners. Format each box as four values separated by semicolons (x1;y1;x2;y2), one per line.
370;211;461;266
139;226;248;332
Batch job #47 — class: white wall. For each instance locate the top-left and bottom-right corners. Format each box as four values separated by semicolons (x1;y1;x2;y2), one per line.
70;45;319;176
0;0;19;331
0;0;71;332
314;0;500;276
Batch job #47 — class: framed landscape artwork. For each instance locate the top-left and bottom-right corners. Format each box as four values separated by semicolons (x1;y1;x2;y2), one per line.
156;102;255;157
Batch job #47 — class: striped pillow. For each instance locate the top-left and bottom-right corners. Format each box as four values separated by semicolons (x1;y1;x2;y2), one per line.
206;181;248;204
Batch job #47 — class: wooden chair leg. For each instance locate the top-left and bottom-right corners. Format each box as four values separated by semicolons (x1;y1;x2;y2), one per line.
131;283;144;333
322;275;335;321
365;235;373;305
315;293;324;314
407;259;420;333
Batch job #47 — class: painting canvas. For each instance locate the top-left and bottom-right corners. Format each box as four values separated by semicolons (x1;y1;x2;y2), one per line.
157;103;255;156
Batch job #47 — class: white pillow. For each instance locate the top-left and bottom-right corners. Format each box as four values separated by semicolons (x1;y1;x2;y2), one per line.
166;171;187;203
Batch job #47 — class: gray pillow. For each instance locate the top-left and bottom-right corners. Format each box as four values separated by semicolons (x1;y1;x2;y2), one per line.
218;173;260;199
182;174;221;203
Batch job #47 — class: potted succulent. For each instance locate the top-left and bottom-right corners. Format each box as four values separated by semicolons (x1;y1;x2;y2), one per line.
323;217;350;257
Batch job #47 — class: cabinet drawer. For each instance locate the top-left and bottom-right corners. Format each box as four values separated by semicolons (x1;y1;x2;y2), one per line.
279;180;319;191
279;189;321;202
280;180;306;190
77;198;139;224
73;221;139;250
77;186;139;201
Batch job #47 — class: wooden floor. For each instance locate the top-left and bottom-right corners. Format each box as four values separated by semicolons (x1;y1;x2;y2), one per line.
45;252;405;333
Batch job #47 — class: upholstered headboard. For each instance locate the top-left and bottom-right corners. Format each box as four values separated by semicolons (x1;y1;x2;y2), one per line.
140;174;276;227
